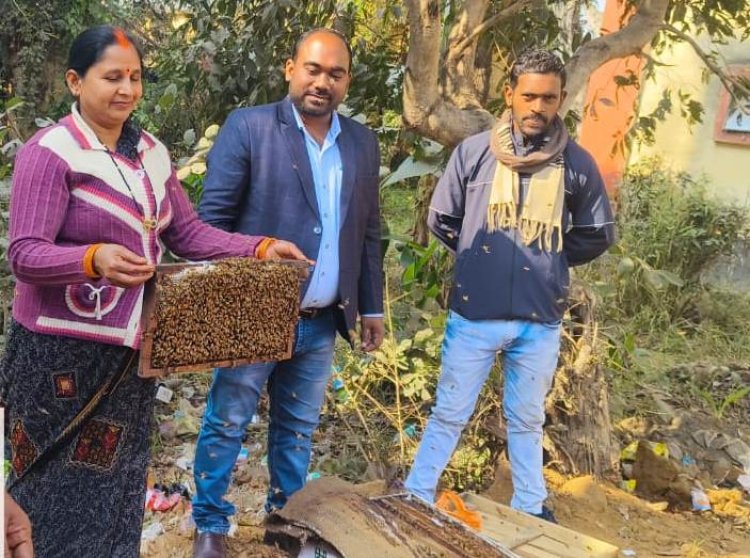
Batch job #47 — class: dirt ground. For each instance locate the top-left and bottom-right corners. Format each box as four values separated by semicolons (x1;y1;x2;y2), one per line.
140;458;749;558
140;373;750;558
486;461;750;558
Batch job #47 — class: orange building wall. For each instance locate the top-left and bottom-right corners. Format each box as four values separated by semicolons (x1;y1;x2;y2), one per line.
578;0;645;193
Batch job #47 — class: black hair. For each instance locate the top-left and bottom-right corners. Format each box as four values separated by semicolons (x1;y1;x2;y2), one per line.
67;25;143;77
509;49;566;89
291;28;353;72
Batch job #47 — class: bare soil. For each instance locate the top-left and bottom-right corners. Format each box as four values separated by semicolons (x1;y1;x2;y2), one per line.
141;460;749;558
141;374;750;558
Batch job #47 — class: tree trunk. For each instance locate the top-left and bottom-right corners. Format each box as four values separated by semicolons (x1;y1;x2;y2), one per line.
544;280;619;477
412;174;438;246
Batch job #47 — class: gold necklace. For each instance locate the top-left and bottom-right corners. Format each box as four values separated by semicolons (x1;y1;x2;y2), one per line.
104;147;158;232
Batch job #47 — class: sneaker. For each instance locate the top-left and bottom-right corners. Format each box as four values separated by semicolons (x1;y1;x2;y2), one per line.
533;506;558;524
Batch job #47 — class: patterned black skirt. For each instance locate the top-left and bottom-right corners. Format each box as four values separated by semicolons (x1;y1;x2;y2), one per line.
2;321;156;558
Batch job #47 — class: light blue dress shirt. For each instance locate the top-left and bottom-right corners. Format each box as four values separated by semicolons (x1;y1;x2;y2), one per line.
292;106;343;310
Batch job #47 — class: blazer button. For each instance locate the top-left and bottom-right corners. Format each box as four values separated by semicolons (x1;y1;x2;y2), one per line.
313;226;322;235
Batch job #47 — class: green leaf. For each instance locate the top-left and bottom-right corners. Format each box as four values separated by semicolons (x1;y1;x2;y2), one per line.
381;156;442;187
5;98;24;112
643;268;684;290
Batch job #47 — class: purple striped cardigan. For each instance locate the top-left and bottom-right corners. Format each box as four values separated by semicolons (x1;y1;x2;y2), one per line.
8;107;263;348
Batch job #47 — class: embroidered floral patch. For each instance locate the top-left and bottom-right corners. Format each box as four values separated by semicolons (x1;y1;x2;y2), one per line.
10;420;38;477
70;418;125;471
52;371;77;399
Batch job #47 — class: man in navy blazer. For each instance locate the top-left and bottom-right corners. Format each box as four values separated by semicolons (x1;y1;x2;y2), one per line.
191;29;384;558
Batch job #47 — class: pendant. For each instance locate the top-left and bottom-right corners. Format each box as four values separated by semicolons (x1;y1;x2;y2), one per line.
143;217;158;232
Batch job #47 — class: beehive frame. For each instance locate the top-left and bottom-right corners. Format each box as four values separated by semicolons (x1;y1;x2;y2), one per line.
138;258;310;378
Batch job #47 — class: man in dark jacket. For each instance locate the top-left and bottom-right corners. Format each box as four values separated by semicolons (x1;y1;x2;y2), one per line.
191;29;384;558
405;49;615;522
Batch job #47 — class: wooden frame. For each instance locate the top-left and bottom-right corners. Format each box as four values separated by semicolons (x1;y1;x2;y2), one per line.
713;66;750;146
138;259;310;378
462;493;620;558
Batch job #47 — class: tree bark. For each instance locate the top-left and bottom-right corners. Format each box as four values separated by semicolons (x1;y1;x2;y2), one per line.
412;174;438;246
544;281;619;476
403;0;496;147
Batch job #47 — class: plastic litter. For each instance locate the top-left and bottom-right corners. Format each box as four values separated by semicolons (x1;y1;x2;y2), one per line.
621;440;668;462
435;490;482;530
145;483;189;512
738;473;750;493
621;549;637;557
307;471;321;481
140;521;164;541
331;367;348;403
236;446;250;466
620;441;639;462
691;487;712;512
155;384;174;403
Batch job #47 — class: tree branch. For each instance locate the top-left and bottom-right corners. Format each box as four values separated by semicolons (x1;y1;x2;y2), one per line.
561;0;670;114
662;23;750;106
449;0;540;61
444;0;488;102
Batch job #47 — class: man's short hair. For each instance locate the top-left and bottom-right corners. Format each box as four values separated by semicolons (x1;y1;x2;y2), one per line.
509;49;566;89
291;28;353;72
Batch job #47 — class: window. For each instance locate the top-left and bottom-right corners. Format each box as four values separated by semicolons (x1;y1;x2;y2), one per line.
714;66;750;146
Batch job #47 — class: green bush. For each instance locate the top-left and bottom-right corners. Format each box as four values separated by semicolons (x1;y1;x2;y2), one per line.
584;160;749;327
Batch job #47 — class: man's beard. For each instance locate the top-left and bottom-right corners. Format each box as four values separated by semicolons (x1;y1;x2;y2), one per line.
292;92;334;117
519;115;551;139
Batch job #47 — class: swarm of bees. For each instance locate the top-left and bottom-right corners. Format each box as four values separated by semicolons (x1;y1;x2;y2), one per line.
149;258;303;369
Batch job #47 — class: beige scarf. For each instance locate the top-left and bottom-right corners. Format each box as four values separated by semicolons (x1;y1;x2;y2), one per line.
487;110;569;252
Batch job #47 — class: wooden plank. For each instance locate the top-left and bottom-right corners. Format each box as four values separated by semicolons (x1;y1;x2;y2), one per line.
476;512;542;548
514;545;564;558
517;534;582;558
462;493;619;558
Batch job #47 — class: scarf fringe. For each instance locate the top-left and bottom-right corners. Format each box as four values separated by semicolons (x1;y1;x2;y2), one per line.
487;202;517;232
518;218;563;252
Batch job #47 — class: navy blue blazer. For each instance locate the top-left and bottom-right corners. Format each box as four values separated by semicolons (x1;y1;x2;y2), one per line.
198;97;384;341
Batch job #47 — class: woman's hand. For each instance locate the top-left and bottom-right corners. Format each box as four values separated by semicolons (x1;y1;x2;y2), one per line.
93;244;155;287
262;240;314;264
5;492;33;558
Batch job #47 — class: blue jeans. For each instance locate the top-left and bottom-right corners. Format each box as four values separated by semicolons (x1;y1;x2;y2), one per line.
405;311;561;514
192;312;336;534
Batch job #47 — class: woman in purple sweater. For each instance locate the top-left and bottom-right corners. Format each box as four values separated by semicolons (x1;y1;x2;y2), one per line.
2;25;305;557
